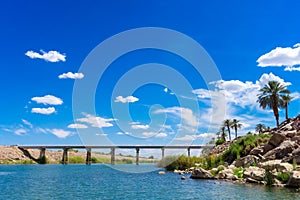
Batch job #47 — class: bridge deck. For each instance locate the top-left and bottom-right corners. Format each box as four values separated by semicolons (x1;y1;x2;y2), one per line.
18;145;214;149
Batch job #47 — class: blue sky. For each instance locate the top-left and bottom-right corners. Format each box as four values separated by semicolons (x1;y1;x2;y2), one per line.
1;0;300;154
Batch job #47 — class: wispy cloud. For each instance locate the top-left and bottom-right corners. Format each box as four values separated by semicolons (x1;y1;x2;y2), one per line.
114;96;139;103
31;95;63;105
257;43;300;71
22;119;33;128
142;132;168;138
154;107;198;128
131;124;149;130
58;72;84;79
31;107;56;115
67;123;88;129
47;129;73;138
76;113;115;128
25;50;66;62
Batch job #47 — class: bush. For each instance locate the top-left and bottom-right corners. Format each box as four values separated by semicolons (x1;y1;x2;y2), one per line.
277;171;290;184
216;139;225;146
233;167;243;178
264;169;274;186
68;156;85;163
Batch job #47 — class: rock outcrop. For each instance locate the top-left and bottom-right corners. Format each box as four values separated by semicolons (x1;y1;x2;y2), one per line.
190;168;215;179
190;114;300;188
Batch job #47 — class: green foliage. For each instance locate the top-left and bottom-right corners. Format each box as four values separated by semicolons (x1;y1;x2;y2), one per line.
121;159;133;164
233;167;244;178
68;156;85;163
211;166;225;176
158;155;204;171
277;171;290;184
264;169;274;186
148;155;154;159
216;139;225;146
222;133;270;164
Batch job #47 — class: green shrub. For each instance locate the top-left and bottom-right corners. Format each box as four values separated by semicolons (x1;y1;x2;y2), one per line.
264;169;274;185
233;167;243;178
68;156;85;163
216;139;225;146
277;171;290;184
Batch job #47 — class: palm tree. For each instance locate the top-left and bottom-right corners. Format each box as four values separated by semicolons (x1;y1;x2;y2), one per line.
257;81;290;126
231;119;242;139
220;126;226;141
223;119;232;141
216;131;221;140
282;95;293;120
255;123;266;134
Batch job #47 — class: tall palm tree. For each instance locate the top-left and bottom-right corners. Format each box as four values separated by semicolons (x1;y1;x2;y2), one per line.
281;94;293;120
216;131;221;140
223;119;232;141
231;119;242;139
220;126;226;141
255;123;266;134
257;81;290;127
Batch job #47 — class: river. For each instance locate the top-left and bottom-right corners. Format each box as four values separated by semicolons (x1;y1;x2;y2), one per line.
0;164;299;200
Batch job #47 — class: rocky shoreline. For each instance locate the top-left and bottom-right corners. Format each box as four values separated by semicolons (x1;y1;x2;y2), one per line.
188;115;300;188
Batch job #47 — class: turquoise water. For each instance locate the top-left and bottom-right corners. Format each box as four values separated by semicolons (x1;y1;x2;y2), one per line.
0;164;300;200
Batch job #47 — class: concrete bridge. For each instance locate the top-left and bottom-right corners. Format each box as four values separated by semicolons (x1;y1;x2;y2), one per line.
17;145;215;165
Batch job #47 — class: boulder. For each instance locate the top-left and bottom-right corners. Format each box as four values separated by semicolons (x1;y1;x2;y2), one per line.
286;171;300;188
235;155;259;168
292;136;300;144
262;143;274;154
259;160;293;172
243;166;265;182
264;141;296;160
259;160;282;170
276;163;293;172
190;167;215;179
245;177;263;184
268;133;286;147
286;130;297;138
249;147;264;156
217;168;234;179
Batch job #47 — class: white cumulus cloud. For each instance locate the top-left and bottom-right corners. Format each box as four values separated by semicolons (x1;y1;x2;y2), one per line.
58;72;84;79
142;132;168;138
31;95;63;105
257;43;300;71
76;113;115;128
115;96;139;103
31;107;56;115
67;124;88;129
25;50;66;62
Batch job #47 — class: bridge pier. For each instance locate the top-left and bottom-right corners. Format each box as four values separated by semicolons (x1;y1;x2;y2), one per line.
86;148;91;165
187;147;191;158
111;147;115;165
39;148;46;160
136;148;140;165
161;147;165;159
62;148;69;164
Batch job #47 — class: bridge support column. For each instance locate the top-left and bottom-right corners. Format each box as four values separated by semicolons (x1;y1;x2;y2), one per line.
86;148;91;165
161;148;165;159
39;148;46;164
136;148;140;165
187;147;191;158
111;148;115;165
62;148;69;164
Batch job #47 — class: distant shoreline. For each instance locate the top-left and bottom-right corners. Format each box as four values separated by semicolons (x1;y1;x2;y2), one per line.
0;146;157;165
